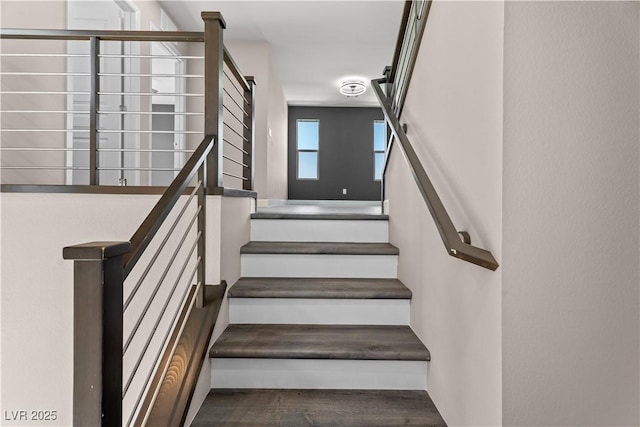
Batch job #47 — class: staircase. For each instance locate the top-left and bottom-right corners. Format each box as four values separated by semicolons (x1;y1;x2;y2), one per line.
192;207;446;426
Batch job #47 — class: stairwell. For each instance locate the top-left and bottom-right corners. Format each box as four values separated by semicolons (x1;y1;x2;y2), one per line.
192;206;446;426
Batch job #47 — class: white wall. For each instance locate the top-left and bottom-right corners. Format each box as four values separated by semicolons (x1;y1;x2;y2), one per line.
502;2;640;426
385;2;504;425
267;57;288;200
0;193;158;426
0;192;228;426
226;41;288;202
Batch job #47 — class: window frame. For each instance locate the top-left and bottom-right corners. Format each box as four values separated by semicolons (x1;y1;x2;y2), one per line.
296;118;320;180
373;120;386;181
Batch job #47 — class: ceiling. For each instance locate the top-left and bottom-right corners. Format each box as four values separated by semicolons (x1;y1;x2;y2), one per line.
158;1;404;107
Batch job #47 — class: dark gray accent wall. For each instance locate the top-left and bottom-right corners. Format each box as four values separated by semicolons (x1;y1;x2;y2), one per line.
288;106;383;200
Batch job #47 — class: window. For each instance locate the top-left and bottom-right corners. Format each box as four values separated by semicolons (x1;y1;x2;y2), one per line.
297;119;319;180
374;120;386;180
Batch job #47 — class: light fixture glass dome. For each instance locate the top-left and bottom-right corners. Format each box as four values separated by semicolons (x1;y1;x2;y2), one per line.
340;79;366;97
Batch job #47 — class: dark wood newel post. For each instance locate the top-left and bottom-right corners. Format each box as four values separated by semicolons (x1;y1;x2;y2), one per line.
202;12;226;190
243;76;256;191
63;241;130;427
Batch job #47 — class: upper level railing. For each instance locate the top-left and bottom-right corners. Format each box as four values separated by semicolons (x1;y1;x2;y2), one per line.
52;12;237;426
375;1;499;271
0;12;254;193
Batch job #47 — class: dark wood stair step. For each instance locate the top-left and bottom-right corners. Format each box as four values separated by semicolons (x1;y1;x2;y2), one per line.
210;324;430;361
240;241;399;255
228;277;412;299
251;212;389;220
192;389;446;427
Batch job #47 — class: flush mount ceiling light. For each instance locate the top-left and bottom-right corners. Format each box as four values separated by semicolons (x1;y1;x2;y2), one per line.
340;79;366;97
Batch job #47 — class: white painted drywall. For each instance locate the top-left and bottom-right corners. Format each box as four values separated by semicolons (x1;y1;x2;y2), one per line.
385;2;504;425
0;193;157;426
0;192;224;426
502;2;640;425
267;57;288;201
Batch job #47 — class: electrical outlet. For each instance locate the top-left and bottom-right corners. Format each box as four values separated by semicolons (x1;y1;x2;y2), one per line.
342;188;347;195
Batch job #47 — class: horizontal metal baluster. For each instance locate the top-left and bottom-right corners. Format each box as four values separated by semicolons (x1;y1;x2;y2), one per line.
0;147;89;151
123;183;201;312
223;105;249;129
97;129;201;134
122;242;200;396
222;171;248;181
0;110;89;114
2;129;89;132
98;110;203;116
0;166;90;170
98;148;194;153
125;272;201;427
122;212;200;355
223;139;249;155
222;70;249;103
99;54;203;60
0;53;90;57
97;167;184;172
0;91;89;95
99;73;203;78
223;122;249;142
98;91;203;97
0;72;90;76
222;87;248;115
222;155;248;168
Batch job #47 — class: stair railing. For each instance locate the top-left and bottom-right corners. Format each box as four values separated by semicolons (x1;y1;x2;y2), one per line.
374;0;498;271
62;12;248;426
0;12;255;194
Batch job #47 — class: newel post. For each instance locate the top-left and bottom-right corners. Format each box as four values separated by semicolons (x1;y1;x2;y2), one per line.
63;241;130;427
202;11;226;190
243;76;256;191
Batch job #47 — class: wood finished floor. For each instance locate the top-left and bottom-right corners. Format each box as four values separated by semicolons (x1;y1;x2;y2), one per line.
240;241;399;255
191;389;447;427
210;324;430;361
228;278;412;299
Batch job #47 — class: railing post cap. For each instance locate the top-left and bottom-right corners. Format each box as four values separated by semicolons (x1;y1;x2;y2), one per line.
245;75;256;85
63;241;131;260
201;12;227;29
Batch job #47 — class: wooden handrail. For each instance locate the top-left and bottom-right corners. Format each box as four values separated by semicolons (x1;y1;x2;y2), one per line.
0;28;204;42
372;78;499;271
123;135;215;277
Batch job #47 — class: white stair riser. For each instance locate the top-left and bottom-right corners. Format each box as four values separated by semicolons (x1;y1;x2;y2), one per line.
250;219;388;243
229;298;410;325
241;254;398;278
211;358;427;390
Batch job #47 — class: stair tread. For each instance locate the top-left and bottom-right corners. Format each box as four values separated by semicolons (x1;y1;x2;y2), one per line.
228;277;412;299
210;324;430;361
251;212;389;220
241;241;399;255
192;389;446;427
